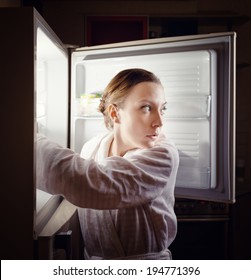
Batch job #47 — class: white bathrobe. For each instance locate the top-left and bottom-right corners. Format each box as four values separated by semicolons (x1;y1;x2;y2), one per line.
36;132;179;259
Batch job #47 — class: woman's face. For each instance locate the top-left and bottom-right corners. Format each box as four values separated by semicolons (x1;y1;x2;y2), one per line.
114;81;166;154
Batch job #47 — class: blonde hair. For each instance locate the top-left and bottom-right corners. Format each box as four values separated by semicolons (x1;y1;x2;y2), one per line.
98;68;162;130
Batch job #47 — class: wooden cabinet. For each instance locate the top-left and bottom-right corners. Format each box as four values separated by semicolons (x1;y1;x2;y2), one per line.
86;16;148;46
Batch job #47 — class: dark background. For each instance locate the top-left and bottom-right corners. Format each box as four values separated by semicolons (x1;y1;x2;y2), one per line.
1;0;251;259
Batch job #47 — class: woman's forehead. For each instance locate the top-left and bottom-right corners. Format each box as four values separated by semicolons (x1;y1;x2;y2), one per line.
126;82;165;102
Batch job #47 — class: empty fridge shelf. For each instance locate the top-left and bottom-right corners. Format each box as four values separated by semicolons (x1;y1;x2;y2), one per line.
165;96;211;119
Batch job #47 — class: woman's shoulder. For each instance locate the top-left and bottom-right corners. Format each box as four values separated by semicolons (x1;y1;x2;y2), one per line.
124;134;179;170
80;132;112;159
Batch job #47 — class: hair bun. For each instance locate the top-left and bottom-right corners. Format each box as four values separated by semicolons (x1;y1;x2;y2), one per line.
98;96;106;114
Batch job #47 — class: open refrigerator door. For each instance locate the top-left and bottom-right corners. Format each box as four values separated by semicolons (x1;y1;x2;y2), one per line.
34;12;79;259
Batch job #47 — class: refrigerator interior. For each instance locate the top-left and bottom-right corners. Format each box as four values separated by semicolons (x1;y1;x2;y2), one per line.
35;24;68;233
71;48;215;190
71;33;235;202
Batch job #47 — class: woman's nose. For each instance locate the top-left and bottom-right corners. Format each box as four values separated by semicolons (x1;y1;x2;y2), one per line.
152;110;163;127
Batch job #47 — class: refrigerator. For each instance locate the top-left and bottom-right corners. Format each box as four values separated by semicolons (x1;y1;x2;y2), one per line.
0;7;236;259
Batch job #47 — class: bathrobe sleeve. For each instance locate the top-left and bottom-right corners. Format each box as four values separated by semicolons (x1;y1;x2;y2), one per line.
36;135;179;209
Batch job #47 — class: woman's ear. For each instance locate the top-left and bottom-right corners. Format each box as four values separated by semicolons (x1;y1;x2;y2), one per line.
108;104;120;124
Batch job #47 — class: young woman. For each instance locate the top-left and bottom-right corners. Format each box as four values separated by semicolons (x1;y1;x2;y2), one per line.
36;68;179;260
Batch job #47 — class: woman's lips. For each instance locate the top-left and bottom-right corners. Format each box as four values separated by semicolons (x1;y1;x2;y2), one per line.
146;134;159;140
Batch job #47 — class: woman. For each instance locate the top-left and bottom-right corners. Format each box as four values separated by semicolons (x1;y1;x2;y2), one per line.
36;68;179;260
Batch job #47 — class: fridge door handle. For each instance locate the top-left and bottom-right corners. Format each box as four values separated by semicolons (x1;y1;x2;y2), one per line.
207;95;211;117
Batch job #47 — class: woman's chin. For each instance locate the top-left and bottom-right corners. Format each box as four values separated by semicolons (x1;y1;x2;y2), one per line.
141;140;156;149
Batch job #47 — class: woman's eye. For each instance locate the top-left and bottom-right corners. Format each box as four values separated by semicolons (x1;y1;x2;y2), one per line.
161;105;167;115
141;105;151;112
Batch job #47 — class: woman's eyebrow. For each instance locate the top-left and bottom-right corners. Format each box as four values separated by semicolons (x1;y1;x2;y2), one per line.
137;99;152;103
137;99;166;105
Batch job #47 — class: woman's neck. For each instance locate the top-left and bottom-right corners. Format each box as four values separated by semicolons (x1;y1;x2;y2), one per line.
108;135;128;157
